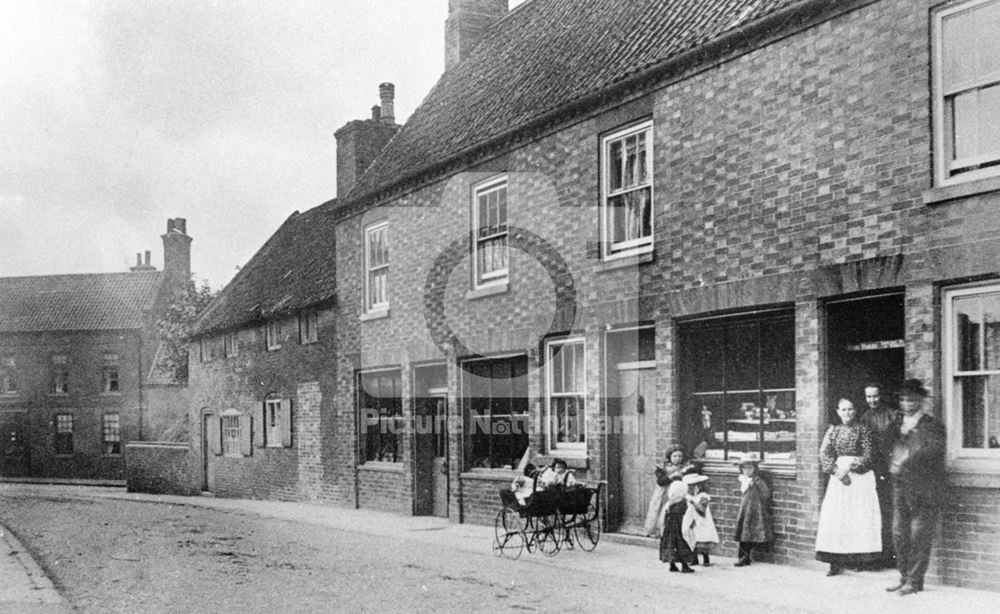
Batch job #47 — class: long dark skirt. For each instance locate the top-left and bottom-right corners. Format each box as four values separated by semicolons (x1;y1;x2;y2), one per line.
659;502;692;563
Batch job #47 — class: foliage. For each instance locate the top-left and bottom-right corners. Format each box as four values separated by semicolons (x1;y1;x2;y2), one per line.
155;278;216;383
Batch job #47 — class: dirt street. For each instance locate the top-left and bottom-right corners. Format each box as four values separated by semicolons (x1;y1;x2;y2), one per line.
0;486;676;613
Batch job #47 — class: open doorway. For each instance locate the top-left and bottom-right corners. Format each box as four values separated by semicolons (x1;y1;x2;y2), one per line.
825;293;905;422
413;364;448;517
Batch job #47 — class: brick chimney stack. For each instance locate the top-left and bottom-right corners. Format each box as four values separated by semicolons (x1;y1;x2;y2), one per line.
445;0;508;71
335;84;401;197
161;217;192;291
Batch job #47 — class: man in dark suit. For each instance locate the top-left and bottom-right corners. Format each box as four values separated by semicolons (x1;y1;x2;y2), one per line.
859;383;901;567
886;379;946;596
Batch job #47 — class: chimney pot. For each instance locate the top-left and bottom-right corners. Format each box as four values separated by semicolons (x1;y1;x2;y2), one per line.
175;218;186;235
379;82;395;122
144;251;151;266
371;105;381;120
136;253;142;266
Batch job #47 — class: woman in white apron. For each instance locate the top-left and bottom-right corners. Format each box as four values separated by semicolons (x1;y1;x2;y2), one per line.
815;398;882;576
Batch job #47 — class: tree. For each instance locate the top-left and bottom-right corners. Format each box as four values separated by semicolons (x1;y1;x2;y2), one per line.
155;278;216;384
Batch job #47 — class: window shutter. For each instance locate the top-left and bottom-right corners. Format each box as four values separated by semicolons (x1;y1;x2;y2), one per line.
254;403;265;447
280;399;293;448
209;416;222;456
240;414;252;456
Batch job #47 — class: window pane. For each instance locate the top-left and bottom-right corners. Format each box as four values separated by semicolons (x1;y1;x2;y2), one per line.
942;8;980;92
955;295;982;371
984;291;1000;369
551;346;564;394
763;390;796;462
497;186;507;229
725;323;759;391
975;1;1000;80
624;134;637;188
981;84;1000;159
685;327;725;391
609;139;623;192
953;90;979;161
637;130;648;184
958;375;986;448
760;317;795;389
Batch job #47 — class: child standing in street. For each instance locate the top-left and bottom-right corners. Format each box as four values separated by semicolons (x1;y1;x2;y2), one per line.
682;473;719;566
660;472;695;572
733;458;774;567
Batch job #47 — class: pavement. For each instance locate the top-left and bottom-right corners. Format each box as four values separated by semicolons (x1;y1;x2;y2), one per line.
2;483;999;613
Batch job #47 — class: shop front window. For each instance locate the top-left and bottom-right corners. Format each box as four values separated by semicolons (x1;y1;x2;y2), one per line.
680;311;796;464
358;370;402;463
463;355;528;469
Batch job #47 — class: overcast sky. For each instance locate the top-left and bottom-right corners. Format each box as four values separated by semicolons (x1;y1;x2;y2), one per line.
0;0;524;290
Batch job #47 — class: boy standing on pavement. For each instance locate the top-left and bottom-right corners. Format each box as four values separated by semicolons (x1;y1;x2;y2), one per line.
859;383;901;567
887;379;946;596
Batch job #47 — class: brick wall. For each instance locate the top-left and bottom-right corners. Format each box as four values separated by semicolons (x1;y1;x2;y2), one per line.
125;442;198;495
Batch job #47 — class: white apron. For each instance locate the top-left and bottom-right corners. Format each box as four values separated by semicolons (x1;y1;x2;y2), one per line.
815;456;882;554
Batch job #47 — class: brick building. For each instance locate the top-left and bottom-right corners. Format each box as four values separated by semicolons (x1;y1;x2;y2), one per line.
184;0;1000;591
0;219;192;480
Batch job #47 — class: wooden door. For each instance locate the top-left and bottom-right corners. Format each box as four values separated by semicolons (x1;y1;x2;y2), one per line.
618;367;658;534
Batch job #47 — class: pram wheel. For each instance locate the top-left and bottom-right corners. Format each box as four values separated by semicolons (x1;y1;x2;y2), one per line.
493;506;525;559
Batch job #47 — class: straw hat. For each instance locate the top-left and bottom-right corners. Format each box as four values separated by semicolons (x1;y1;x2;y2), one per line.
682;473;708;485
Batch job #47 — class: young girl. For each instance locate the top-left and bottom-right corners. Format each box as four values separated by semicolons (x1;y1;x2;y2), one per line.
682;474;719;566
733;458;774;567
660;470;695;572
644;447;692;537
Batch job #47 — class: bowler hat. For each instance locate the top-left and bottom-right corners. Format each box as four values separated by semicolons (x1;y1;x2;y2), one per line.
899;378;928;398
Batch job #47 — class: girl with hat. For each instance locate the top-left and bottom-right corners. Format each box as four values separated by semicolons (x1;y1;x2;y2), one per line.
733;457;774;566
682;473;719;566
644;447;694;537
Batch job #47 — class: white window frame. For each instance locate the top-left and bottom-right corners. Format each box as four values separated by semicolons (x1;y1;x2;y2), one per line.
52;354;69;394
265;321;281;351
942;281;1000;469
471;176;509;289
224;332;238;358
601;120;654;260
54;413;73;456
102;353;120;394
932;0;1000;186
1;356;16;394
364;221;390;314
221;409;242;457
264;398;283;448
546;337;587;454
299;310;319;344
102;413;121;456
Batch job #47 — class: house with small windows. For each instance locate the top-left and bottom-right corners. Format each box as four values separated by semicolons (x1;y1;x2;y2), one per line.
180;0;1000;592
0;218;192;480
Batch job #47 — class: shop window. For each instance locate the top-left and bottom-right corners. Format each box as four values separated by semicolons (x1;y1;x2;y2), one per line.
299;310;319;344
463;355;529;469
943;283;1000;462
472;176;509;288
601;120;653;259
1;356;17;394
103;413;121;455
546;338;586;453
52;354;69;394
680;311;796;464
364;221;389;314
54;413;73;455
358;370;402;462
933;0;1000;184
102;353;120;393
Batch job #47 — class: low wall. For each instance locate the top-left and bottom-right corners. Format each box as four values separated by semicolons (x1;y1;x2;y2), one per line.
125;441;198;496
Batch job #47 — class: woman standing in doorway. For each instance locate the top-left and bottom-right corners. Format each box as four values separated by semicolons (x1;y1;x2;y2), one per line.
815;398;882;576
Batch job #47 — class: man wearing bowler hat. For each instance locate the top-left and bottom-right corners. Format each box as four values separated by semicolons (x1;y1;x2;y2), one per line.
886;379;946;596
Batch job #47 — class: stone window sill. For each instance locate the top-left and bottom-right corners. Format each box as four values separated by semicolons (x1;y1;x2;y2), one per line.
358;461;404;473
595;250;654;273
466;282;509;300
360;308;390;322
923;174;1000;205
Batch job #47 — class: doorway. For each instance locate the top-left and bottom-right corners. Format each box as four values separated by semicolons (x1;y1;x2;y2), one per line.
826;293;905;421
201;410;216;492
413;365;449;517
605;326;656;535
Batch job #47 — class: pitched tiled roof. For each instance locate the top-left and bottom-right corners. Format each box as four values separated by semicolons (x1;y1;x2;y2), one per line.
192;202;338;337
0;272;162;332
349;0;803;199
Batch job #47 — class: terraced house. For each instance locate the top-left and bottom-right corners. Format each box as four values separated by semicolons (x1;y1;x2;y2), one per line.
181;0;1000;591
0;219;192;481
